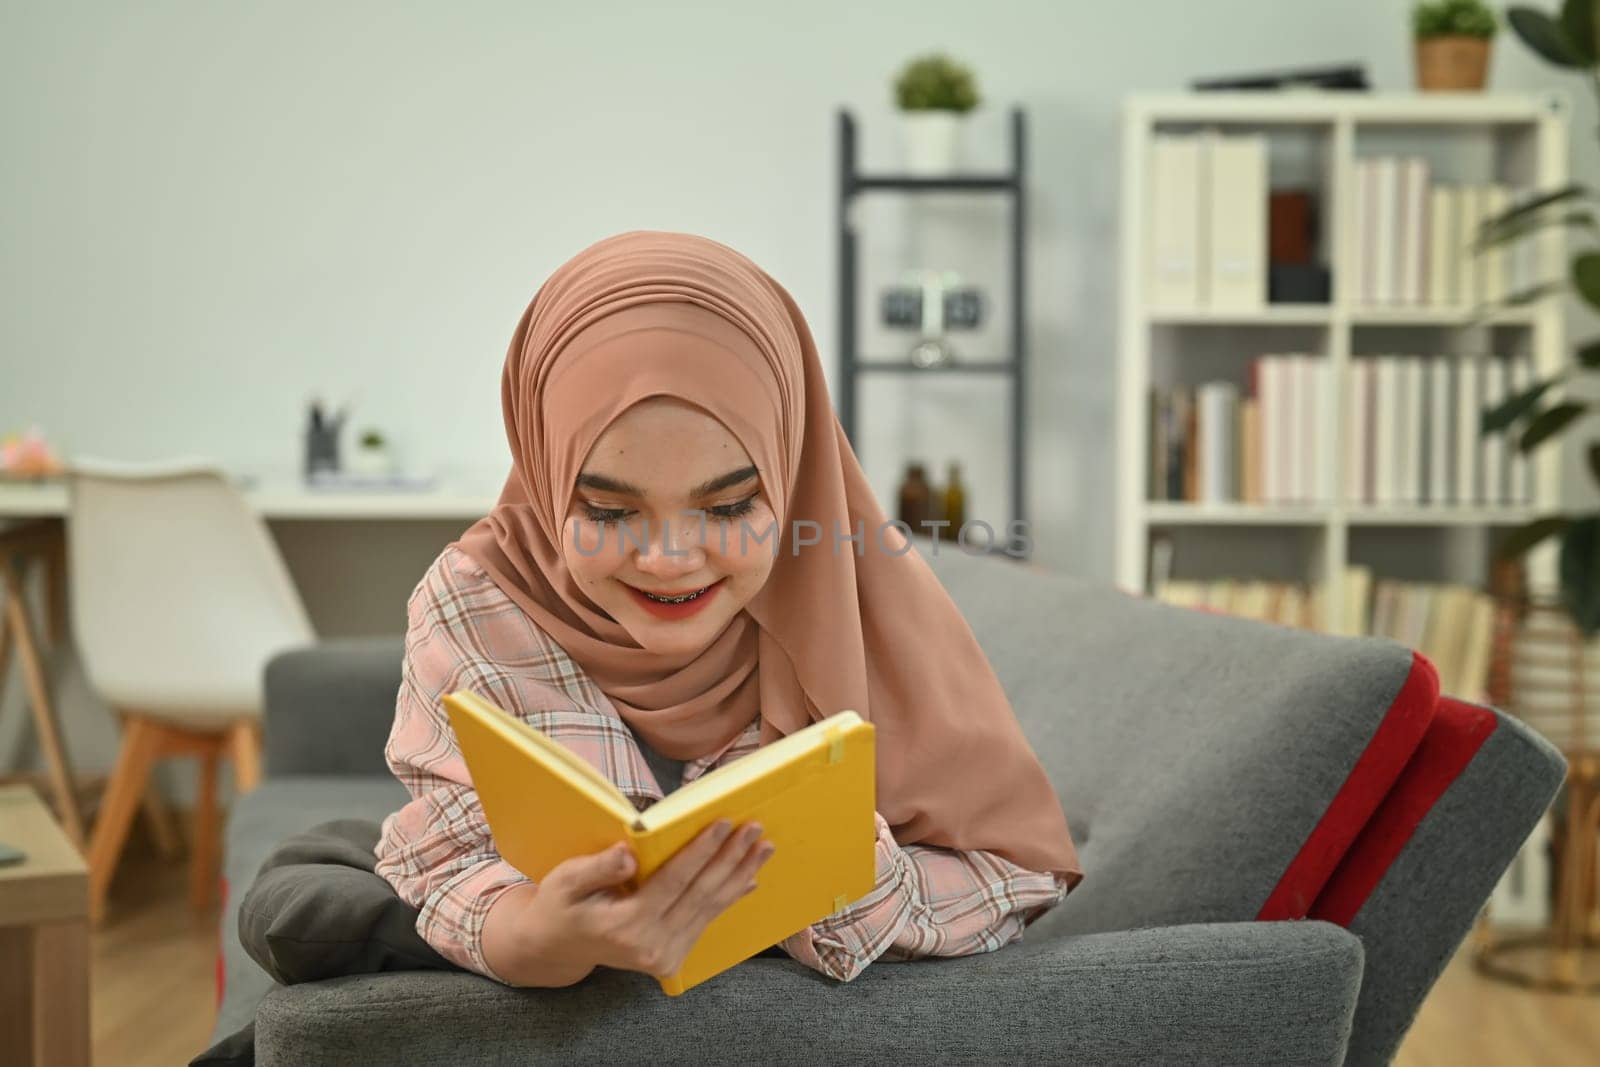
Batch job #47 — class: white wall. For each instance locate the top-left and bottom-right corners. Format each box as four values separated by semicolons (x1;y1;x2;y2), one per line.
9;0;1599;573
5;1;1600;789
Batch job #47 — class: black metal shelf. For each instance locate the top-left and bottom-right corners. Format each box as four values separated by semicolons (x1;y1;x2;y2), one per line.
836;106;1029;561
856;360;1017;374
850;174;1019;193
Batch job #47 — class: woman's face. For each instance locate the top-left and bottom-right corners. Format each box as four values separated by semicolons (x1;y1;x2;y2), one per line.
563;396;779;656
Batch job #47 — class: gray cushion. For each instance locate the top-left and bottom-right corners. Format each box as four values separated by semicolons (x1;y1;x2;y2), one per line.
215;777;410;1044
263;638;404;777
917;546;1417;934
252;919;1363;1067
237;819;452;984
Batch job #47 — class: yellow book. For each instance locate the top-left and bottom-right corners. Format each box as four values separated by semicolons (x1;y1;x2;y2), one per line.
443;690;877;997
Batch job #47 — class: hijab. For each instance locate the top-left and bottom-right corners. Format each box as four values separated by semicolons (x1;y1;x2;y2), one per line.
455;230;1080;880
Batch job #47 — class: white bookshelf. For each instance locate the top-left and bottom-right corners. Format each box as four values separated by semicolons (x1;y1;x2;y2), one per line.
1116;91;1570;631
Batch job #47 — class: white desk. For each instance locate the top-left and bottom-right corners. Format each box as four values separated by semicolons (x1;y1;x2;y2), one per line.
0;481;501;522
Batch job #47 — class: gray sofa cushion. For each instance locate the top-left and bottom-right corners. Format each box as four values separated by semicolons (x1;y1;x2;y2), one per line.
216;777;410;1042
251;919;1363;1067
237;819;452;984
917;546;1422;933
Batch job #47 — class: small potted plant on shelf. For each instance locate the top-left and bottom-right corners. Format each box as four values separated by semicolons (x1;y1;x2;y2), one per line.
893;52;981;175
1412;0;1498;90
347;428;394;478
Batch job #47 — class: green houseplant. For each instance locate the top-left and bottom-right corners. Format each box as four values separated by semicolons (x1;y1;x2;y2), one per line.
1480;3;1600;633
892;53;981;175
1413;0;1499;89
348;427;394;478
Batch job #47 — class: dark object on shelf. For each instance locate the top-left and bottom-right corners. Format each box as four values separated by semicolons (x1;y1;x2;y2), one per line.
1269;263;1332;304
897;462;937;539
881;283;984;330
304;400;346;481
1191;63;1370;92
1269;190;1316;265
837;106;1029;561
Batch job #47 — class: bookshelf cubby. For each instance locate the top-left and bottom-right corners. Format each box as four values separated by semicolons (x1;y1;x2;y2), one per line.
1116;91;1570;634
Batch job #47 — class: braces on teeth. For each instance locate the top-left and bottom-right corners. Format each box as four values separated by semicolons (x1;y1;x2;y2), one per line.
642;587;708;604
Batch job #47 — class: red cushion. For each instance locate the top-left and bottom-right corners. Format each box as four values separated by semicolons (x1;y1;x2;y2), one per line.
1257;650;1440;921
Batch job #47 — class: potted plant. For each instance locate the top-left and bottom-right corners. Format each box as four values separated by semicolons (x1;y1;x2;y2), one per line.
347;428;394;478
1413;0;1498;90
893;53;981;174
1479;3;1600;634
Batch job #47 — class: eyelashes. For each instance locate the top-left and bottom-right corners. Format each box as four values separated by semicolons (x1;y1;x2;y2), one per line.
579;494;759;526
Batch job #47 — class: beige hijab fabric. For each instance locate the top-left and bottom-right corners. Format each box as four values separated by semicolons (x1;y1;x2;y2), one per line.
454;230;1081;880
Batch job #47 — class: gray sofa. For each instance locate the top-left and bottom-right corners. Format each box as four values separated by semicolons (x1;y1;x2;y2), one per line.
209;546;1565;1066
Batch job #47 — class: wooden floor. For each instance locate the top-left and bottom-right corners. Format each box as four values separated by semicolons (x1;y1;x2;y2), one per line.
92;840;221;1066
91;843;1600;1066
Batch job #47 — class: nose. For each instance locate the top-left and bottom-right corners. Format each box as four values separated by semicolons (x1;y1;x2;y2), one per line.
632;511;709;577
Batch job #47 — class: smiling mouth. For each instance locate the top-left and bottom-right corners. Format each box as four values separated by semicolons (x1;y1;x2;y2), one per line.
628;582;719;604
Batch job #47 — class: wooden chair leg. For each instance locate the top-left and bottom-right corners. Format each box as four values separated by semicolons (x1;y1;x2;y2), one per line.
230;720;262;794
87;716;165;923
140;785;183;858
3;559;87;850
189;742;222;912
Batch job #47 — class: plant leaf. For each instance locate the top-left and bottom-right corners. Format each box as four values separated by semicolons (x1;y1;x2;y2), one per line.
1473;210;1600;254
1520;401;1588;451
1574;252;1600;312
1509;7;1591;67
1561;0;1600;62
1465;280;1567;324
1559;517;1600;637
1578;338;1600;368
1496;515;1571;561
1483;377;1560;433
1476;181;1594;237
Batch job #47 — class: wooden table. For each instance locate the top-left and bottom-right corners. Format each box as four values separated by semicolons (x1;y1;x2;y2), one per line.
0;783;90;1066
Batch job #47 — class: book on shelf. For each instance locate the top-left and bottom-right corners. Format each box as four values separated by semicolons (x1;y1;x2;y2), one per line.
1146;131;1268;311
1197;381;1240;502
1341;354;1532;507
1147;134;1207;309
1453;354;1481;505
1362;572;1497;701
443;689;877;997
1348;154;1525;307
1152;577;1319;630
1206;131;1268;311
1426;357;1453;505
1151;563;1497;700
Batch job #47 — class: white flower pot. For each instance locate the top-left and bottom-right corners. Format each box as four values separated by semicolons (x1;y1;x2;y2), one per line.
899;110;965;175
347;445;394;478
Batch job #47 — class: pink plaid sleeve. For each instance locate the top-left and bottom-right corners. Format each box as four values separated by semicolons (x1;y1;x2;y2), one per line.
693;722;1072;983
374;547;663;981
774;812;1072;981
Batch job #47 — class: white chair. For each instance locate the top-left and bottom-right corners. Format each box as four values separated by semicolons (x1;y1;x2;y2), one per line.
68;459;315;920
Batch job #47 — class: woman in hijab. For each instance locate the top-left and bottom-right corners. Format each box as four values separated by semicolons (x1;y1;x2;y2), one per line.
375;230;1082;988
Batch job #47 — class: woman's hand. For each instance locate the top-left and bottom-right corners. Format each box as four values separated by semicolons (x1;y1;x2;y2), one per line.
482;818;774;987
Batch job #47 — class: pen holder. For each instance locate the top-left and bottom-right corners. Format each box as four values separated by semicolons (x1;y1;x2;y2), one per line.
304;424;341;480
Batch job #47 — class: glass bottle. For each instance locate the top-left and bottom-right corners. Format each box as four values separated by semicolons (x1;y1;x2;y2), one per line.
940;461;966;541
897;462;933;540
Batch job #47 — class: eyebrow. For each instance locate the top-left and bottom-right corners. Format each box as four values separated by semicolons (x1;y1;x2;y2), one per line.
575;464;760;500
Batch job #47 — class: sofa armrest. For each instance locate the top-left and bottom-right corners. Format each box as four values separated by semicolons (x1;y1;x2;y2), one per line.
1329;700;1564;1066
252;920;1361;1066
263;638;405;777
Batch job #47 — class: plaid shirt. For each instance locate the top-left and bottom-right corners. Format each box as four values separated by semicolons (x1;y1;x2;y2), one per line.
375;545;1072;983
